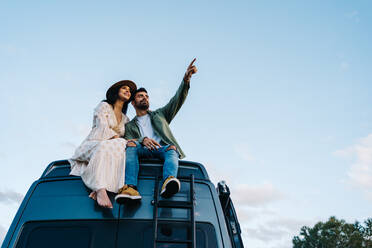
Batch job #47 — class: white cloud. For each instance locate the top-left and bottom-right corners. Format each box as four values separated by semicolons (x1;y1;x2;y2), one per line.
335;134;372;199
236;202;316;248
245;226;288;242
266;218;311;233
243;216;313;247
333;146;354;158
203;163;234;185
0;190;23;205
232;183;284;207
236;207;277;223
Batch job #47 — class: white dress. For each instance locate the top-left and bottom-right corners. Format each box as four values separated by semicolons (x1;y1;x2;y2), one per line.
69;102;129;193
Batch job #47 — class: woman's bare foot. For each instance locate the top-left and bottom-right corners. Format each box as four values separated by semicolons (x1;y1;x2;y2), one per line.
96;188;113;209
89;191;97;200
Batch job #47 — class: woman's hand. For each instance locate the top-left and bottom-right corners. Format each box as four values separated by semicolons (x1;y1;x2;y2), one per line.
127;139;137;147
110;135;120;139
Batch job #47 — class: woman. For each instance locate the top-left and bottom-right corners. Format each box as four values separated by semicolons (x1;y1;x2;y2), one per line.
69;80;137;209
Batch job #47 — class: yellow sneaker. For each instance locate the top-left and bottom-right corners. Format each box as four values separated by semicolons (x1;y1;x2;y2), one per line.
160;176;181;198
115;185;142;204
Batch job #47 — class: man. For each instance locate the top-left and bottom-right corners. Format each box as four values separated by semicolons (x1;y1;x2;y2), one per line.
115;59;198;203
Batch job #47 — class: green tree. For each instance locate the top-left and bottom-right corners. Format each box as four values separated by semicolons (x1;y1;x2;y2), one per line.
292;216;372;248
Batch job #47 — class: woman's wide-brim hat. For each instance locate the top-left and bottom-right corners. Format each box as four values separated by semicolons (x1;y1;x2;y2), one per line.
106;80;137;100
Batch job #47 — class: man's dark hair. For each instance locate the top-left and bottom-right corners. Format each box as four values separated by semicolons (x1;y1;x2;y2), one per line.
133;87;148;99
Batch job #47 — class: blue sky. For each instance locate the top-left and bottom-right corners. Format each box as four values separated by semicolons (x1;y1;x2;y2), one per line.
1;1;372;247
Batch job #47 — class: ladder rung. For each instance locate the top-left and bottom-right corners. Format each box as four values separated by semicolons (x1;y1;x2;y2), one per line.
158;200;193;209
156;239;192;244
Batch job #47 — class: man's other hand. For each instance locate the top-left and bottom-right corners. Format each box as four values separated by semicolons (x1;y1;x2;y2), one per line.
143;137;161;150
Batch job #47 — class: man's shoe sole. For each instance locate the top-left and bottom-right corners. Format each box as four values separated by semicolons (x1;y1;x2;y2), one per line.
114;194;141;204
160;180;180;198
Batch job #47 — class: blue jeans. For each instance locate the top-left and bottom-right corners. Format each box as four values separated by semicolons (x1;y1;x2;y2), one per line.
125;142;179;187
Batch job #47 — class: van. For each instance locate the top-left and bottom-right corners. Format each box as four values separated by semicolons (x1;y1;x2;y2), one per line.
2;159;244;248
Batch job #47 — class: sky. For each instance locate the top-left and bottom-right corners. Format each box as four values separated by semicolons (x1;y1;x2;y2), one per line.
1;1;372;247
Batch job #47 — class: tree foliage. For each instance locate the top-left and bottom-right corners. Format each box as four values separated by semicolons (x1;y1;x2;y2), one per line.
293;216;372;248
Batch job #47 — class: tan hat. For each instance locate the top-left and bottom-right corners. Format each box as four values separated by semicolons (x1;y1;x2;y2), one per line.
106;80;137;100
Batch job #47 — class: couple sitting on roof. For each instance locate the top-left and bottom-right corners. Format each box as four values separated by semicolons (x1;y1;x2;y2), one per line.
69;59;198;209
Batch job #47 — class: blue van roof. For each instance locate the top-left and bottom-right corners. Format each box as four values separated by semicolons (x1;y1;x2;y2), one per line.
32;159;220;224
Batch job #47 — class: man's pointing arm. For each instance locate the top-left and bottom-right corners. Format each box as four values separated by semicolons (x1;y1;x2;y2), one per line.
159;58;198;123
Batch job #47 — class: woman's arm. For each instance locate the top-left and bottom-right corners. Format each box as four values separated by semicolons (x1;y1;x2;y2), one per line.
89;102;118;140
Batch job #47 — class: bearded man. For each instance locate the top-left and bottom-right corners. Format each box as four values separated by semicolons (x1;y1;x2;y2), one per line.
115;59;197;203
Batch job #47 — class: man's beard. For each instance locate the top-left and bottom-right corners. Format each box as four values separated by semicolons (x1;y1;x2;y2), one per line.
135;101;149;110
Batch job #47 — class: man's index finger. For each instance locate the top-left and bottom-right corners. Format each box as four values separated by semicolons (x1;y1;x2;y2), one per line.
188;58;196;68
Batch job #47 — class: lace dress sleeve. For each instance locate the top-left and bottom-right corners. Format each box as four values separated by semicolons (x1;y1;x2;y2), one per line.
88;102;118;140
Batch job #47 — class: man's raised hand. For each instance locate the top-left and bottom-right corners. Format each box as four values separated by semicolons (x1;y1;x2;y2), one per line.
183;58;198;83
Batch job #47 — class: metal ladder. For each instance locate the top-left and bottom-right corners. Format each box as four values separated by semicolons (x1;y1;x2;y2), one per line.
152;174;196;248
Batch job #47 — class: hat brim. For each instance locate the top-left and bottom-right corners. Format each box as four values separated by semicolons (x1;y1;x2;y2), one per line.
106;80;137;100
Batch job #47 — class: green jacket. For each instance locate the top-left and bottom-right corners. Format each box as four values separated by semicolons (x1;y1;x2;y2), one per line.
124;80;190;159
